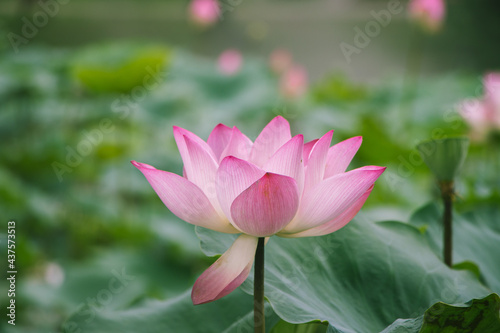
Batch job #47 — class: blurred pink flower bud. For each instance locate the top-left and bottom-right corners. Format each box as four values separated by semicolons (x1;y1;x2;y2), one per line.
188;0;220;27
484;72;500;109
459;72;500;141
217;49;242;76
459;99;493;141
280;65;308;98
269;49;293;74
44;262;65;287
408;0;445;32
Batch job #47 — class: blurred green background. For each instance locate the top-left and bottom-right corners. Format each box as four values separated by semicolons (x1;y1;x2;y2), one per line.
0;0;499;332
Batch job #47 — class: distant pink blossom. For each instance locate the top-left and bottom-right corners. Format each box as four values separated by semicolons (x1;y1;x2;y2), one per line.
408;0;445;32
459;73;500;141
484;72;500;108
217;49;242;75
269;49;293;74
188;0;220;27
280;65;308;98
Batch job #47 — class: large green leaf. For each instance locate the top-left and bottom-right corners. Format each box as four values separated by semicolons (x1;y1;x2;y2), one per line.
379;293;500;333
197;217;490;332
419;293;500;333
63;288;280;333
271;320;328;333
410;203;500;293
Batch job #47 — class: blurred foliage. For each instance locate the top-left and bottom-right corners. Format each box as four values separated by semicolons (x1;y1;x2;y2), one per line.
312;74;368;104
72;43;172;94
0;42;499;332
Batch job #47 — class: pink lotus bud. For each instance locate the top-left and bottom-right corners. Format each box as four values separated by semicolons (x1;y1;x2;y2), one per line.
188;0;220;27
217;49;242;76
408;0;445;32
280;65;308;98
269;49;293;74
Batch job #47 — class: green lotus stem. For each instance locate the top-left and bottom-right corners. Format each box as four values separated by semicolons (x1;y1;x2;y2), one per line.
440;181;454;267
254;237;265;333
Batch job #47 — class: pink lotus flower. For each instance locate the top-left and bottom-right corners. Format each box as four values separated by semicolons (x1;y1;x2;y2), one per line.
188;0;220;27
132;116;385;304
280;65;308;98
408;0;445;32
459;73;500;141
218;49;242;76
